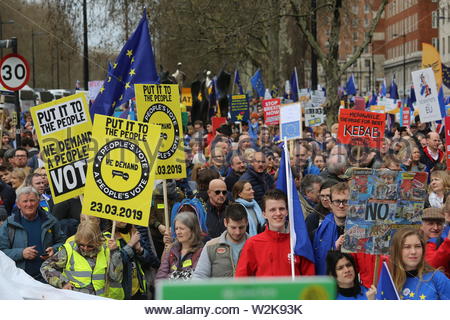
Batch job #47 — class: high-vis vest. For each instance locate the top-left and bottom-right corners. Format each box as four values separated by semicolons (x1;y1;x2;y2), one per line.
62;242;124;299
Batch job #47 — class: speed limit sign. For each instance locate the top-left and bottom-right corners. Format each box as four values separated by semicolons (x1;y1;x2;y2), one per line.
0;53;30;91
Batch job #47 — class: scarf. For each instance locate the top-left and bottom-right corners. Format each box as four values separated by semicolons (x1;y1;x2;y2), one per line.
428;192;443;208
235;198;265;236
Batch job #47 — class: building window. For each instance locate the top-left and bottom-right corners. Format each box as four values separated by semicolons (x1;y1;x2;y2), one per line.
353;33;358;41
432;11;438;28
365;3;370;13
448;35;450;54
364;17;369;27
365;59;371;68
432;37;438;49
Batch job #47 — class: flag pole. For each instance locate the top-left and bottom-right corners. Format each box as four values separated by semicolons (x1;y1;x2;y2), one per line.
373;254;380;286
284;137;296;280
231;69;236;96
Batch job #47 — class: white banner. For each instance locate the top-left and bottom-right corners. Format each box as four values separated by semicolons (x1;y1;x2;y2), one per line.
280;102;302;140
412;67;442;123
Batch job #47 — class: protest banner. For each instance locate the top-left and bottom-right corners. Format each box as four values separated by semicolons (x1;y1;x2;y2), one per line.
230;94;249;122
157;277;335;300
181;87;192;106
353;97;366;110
82;115;161;226
411;67;442;123
211;116;227;135
304;102;324;127
280;102;302;140
135;84;186;179
370;105;385;113
88;80;104;103
337;109;385;148
342;168;428;255
31;93;92;203
262;98;280;125
446;117;450;170
402;107;411;127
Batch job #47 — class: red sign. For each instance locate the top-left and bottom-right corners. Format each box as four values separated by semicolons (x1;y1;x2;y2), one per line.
446;117;450;170
353;96;366;111
262;98;280;125
0;53;30;91
337;109;386;149
211;116;227;135
402;107;410;126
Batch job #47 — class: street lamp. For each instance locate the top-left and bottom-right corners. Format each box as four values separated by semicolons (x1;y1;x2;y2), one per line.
31;29;45;88
0;17;14;58
393;33;406;100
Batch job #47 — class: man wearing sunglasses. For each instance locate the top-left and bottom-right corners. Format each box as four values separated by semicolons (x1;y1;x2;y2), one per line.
313;182;350;275
206;179;229;238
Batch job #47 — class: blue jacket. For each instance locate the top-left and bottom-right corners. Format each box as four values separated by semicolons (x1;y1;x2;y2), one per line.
400;271;450;300
239;167;274;206
313;213;339;275
336;286;369;300
0;207;65;270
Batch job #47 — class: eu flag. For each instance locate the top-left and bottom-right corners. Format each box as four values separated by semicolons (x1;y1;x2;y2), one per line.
442;63;450;89
250;69;266;98
380;78;387;97
90;10;159;118
407;85;416;110
368;91;378;107
345;74;357;95
376;262;400;300
389;75;399;100
234;69;244;95
275;143;315;264
289;68;299;102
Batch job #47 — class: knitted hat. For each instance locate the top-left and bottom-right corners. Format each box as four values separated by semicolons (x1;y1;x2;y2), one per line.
422;208;445;221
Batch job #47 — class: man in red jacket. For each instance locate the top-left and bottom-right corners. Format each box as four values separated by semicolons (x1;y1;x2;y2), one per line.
235;189;315;277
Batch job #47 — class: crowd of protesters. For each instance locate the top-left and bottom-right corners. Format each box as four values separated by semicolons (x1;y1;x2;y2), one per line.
0;99;449;300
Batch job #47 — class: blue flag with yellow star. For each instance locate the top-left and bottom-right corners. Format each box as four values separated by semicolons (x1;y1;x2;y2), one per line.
90;10;159;118
376;262;400;300
250;69;266;98
443;63;450;89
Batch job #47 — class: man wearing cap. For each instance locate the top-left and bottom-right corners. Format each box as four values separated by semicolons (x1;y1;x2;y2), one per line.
421;208;449;278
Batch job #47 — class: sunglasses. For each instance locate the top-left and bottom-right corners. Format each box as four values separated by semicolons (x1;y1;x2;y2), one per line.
213;190;227;195
77;243;95;249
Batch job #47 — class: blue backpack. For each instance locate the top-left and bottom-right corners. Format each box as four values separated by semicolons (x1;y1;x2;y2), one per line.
170;198;208;237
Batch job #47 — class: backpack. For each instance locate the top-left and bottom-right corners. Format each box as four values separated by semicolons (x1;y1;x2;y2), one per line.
170;198;208;237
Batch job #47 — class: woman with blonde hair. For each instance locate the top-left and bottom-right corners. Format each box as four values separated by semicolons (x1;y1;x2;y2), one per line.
388;227;449;300
427;170;450;208
40;220;123;298
10;168;27;190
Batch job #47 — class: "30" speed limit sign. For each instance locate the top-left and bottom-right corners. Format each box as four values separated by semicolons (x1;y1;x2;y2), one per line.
0;53;30;91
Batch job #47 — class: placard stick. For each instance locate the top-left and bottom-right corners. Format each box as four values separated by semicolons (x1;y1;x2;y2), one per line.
162;179;169;228
373;255;381;286
111;221;116;240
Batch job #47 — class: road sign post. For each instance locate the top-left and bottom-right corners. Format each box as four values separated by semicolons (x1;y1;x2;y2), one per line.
0;40;29;146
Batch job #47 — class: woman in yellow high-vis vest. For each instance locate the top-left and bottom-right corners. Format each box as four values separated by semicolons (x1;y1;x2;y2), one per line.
40;221;123;298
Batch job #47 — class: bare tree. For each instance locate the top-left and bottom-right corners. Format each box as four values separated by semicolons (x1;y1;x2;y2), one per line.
288;0;388;122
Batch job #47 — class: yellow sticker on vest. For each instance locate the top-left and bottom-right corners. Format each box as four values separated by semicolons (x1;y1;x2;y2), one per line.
157;204;164;209
182;259;192;267
171;265;177;271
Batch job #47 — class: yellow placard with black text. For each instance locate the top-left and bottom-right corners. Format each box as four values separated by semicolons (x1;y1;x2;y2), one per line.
82;115;161;226
135;84;186;179
30;93;92;203
181;87;192;106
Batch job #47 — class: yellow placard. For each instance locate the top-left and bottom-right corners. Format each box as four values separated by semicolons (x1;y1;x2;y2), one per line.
181;87;192;107
370;105;385;113
135;84;186;179
30;93;92;203
82;115;161;226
